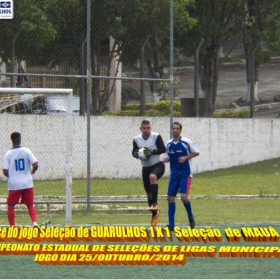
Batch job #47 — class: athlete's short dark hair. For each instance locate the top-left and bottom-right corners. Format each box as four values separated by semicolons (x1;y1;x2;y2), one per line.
141;120;150;125
11;132;21;140
172;122;182;130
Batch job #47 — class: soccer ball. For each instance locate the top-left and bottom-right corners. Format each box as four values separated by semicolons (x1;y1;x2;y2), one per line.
138;147;150;161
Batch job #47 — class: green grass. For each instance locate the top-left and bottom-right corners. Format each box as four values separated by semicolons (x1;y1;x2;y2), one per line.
0;158;279;226
1;198;278;226
1;158;279;197
0;158;279;279
192;158;280;196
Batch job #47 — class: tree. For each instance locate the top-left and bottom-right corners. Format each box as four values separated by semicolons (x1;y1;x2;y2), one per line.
117;0;171;114
115;0;195;115
89;0;124;115
0;0;57;86
37;0;87;114
88;0;172;114
177;0;247;117
1;0;196;115
243;0;260;101
242;0;280;101
262;1;280;51
0;0;88;112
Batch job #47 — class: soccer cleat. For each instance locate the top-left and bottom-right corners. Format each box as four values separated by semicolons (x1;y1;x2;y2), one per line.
33;222;40;229
33;220;51;229
151;210;160;227
189;217;196;229
39;220;51;227
166;225;174;231
149;203;158;211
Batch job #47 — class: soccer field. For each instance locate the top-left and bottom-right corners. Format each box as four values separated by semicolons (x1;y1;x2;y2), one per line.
0;224;279;279
0;159;279;279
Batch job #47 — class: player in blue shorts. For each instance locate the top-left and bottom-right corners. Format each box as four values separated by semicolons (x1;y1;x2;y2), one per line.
161;122;199;230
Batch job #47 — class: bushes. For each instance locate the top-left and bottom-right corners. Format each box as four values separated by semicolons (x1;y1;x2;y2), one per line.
122;100;180;112
102;110;140;116
213;109;250;119
103;100;181;117
213;109;250;118
103;100;250;118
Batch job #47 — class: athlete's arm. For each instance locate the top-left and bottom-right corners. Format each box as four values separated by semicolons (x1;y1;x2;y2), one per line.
178;152;199;163
152;134;166;154
161;143;170;163
2;169;8;178
132;140;139;159
31;162;38;175
179;138;200;163
183;152;199;160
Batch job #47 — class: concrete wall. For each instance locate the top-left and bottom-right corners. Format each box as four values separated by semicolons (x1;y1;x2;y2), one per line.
0;115;279;180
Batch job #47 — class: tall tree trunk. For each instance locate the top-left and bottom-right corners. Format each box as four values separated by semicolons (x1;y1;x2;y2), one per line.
243;1;260;101
11;31;20;87
199;45;219;117
145;36;164;102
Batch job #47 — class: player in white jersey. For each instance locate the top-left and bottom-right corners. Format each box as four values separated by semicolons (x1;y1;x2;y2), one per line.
132;120;166;227
2;132;39;227
161;122;199;230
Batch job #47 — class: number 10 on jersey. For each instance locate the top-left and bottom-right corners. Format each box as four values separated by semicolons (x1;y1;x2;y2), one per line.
14;158;25;171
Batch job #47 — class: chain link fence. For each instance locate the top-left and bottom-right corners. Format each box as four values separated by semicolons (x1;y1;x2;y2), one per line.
0;0;174;222
0;1;280;223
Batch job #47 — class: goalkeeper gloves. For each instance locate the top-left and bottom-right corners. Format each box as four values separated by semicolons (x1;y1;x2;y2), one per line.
133;148;156;159
145;149;157;156
145;148;152;157
132;149;139;159
144;148;158;157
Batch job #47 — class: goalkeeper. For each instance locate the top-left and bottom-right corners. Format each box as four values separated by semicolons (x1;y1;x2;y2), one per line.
132;120;166;227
